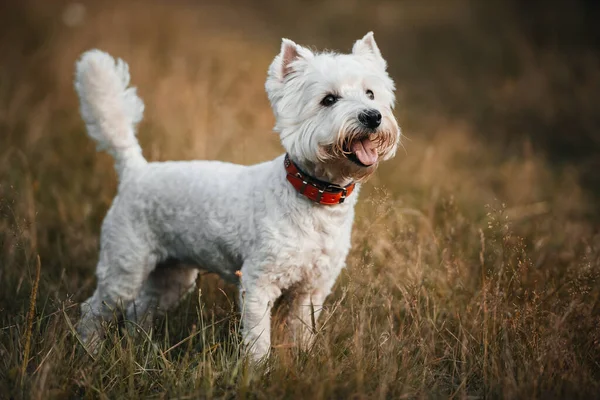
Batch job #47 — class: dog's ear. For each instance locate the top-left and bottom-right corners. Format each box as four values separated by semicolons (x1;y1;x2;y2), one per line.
352;32;386;70
266;39;314;115
272;39;314;82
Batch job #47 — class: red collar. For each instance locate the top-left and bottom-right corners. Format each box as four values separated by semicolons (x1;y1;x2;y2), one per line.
284;154;355;205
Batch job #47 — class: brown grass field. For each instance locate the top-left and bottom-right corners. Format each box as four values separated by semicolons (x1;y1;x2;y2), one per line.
1;0;600;398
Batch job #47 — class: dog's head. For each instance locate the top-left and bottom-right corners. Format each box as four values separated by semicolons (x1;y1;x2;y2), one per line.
266;32;400;184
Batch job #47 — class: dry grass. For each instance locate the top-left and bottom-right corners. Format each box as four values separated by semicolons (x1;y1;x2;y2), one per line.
1;1;599;398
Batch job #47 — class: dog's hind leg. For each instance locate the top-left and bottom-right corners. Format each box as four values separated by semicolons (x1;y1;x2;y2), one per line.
125;266;199;331
78;237;157;348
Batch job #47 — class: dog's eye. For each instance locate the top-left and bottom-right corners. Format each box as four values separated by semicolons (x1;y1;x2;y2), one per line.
366;89;374;100
321;94;338;107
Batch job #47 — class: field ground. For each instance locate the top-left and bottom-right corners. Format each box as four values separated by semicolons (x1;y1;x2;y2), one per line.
1;0;599;398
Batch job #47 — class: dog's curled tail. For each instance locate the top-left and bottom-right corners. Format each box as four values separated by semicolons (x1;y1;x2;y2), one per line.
75;49;146;179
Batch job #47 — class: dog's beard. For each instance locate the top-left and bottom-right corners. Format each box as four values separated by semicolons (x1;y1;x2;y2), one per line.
315;117;398;184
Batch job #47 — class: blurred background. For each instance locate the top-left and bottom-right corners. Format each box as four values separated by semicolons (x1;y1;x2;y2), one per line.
2;0;600;187
2;0;600;212
1;0;600;397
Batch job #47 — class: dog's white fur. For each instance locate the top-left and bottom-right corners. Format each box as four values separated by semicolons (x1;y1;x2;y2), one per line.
75;33;400;360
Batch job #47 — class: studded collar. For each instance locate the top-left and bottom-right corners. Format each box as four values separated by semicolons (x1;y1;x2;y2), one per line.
284;154;355;205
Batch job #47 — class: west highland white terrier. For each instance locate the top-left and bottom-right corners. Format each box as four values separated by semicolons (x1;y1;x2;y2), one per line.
75;32;401;360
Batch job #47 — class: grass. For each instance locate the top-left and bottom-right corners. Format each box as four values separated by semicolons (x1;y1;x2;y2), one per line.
1;0;599;398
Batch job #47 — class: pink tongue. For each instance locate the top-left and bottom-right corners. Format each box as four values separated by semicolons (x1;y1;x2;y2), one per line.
351;138;378;166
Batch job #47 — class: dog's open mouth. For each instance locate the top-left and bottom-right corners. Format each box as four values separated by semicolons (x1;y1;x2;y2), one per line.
345;137;378;167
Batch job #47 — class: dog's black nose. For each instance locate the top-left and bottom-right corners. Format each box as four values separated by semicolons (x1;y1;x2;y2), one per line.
358;109;382;129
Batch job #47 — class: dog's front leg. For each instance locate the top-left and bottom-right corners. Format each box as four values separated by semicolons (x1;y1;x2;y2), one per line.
239;276;281;362
288;279;335;350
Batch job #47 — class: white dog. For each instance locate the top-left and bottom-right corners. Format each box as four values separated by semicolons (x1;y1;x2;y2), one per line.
75;32;400;360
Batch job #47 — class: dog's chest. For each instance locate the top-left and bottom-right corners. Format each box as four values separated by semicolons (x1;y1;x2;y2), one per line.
262;210;353;290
